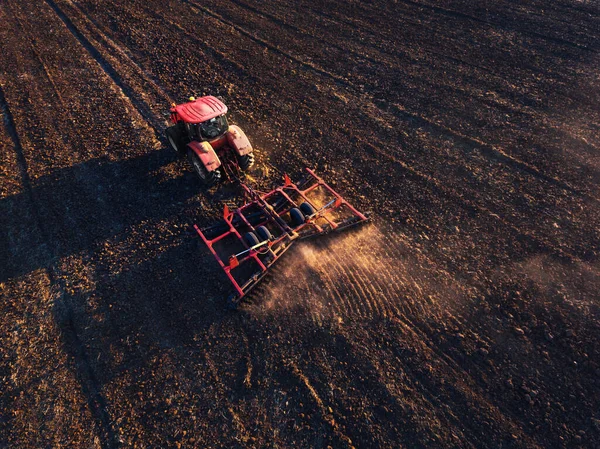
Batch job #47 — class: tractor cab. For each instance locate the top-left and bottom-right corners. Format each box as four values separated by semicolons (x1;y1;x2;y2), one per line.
170;96;229;142
193;115;229;141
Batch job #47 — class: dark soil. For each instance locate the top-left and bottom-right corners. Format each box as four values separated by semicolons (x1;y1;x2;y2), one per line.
1;0;599;447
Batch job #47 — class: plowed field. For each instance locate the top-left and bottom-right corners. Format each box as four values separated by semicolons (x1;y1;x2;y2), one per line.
1;0;599;447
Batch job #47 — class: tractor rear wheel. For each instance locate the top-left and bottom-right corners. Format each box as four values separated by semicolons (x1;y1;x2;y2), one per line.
187;149;221;187
237;153;255;171
290;208;305;227
166;125;185;155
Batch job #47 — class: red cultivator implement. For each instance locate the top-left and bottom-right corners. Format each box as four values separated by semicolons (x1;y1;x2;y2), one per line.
195;168;369;308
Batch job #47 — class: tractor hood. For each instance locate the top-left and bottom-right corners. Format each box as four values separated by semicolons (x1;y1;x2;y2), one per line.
172;96;228;123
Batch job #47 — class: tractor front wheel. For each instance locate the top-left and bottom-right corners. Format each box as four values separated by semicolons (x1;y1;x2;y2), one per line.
166;125;185;155
187;149;221;187
237;153;255;171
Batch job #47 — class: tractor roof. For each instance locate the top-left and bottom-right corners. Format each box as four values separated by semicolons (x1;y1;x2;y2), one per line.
172;96;228;123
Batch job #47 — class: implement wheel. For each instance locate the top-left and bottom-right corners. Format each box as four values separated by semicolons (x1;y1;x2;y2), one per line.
290;208;305;227
300;202;316;218
256;226;273;242
244;232;259;247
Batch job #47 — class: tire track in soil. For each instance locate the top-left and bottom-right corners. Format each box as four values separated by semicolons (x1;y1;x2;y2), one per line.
1;80;120;449
301;331;434;448
44;0;166;138
0;87;38;231
57;307;121;449
336;321;537;448
355;132;589;266
382;101;589;199
284;360;354;448
387;0;597;52
202;348;252;444
386;316;538;447
54;0;175;106
221;0;387;69
183;0;351;87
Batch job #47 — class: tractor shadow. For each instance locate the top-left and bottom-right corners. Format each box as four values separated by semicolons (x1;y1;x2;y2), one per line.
0;147;234;281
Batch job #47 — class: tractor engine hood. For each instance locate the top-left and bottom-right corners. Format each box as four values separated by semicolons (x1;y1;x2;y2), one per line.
172;96;228;123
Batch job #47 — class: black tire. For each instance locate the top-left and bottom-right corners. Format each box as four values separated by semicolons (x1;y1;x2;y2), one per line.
238;153;255;171
290;208;305;227
299;202;316;218
166;125;185;155
187;149;221;187
256;225;273;242
244;232;260;247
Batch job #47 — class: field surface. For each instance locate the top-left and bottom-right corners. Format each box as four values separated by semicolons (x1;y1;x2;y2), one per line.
1;0;600;447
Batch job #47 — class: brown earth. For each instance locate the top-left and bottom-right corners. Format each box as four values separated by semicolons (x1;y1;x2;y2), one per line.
1;0;599;447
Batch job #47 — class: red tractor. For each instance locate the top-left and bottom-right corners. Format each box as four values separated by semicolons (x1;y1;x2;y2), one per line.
165;96;255;187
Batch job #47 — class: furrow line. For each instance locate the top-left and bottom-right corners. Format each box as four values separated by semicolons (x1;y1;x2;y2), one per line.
338;250;389;319
355;255;407;320
312;250;359;320
307;249;346;320
367;235;419;318
330;251;381;319
324;251;370;320
364;234;427;318
320;245;379;318
360;245;407;319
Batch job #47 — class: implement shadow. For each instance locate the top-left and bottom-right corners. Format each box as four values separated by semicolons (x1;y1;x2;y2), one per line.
51;230;234;447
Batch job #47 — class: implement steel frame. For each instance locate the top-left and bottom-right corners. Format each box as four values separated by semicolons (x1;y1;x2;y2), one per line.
194;168;368;306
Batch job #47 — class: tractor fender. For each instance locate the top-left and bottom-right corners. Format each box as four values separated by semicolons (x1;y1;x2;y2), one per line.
187;141;221;172
226;125;253;156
